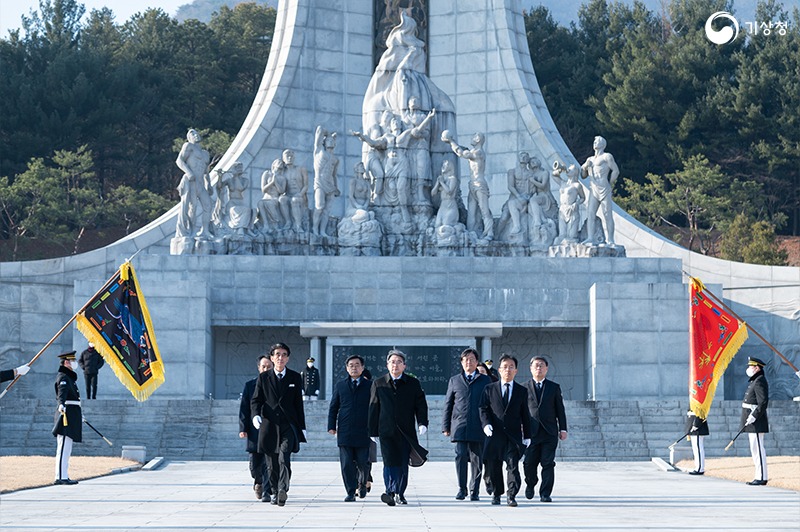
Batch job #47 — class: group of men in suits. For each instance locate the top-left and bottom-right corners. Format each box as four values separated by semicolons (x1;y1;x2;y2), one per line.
443;350;568;507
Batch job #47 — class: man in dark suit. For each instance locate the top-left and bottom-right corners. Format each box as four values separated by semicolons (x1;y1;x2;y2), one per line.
742;356;769;485
443;348;491;501
328;354;372;501
523;356;567;502
479;354;531;507
239;354;272;501
251;343;307;506
369;349;428;506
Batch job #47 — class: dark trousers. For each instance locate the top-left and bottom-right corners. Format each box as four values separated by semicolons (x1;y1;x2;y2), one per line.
523;434;558;497
84;373;98;399
454;441;483;494
382;438;410;495
267;429;296;493
339;445;370;496
485;440;522;497
248;451;268;492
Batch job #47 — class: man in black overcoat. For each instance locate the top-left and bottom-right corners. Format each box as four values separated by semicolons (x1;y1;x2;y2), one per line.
742;356;770;485
479;354;531;507
239;354;272;501
685;411;709;475
328;354;372;501
368;349;428;506
301;357;320;400
442;348;491;501
523;356;567;502
251;343;307;506
78;342;104;399
53;351;82;485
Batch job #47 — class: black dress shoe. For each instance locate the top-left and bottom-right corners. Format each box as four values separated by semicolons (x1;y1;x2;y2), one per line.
396;494;407;505
491;495;501;505
277;489;287;506
381;492;396;506
344;494;356;502
470;492;480;501
507;496;518;507
455;489;467;500
525;485;534;499
746;479;768;486
540;495;552;503
688;470;704;475
55;479;78;485
271;495;278;505
358;484;367;499
486;484;493;495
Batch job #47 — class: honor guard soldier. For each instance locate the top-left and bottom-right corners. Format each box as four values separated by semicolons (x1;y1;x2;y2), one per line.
742;356;769;485
301;357;320;400
53;351;82;485
685;412;709;475
0;363;30;383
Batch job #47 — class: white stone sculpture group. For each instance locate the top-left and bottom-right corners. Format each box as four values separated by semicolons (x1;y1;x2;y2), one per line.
171;12;623;257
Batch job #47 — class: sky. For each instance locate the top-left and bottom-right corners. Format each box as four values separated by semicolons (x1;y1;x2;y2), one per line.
0;0;187;36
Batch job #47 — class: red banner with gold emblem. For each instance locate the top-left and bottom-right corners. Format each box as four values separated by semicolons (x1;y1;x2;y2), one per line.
689;277;748;419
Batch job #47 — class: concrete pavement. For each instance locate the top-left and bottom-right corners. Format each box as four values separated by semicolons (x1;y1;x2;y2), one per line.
1;460;798;531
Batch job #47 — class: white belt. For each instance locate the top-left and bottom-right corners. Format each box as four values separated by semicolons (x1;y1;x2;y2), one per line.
65;400;81;406
742;403;756;410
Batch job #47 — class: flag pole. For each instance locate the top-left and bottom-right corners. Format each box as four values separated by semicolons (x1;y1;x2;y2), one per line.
0;269;121;400
691;277;798;373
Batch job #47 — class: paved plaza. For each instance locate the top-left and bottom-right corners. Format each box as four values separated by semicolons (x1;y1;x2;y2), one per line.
1;460;798;531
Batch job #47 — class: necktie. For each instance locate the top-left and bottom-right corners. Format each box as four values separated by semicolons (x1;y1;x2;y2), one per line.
502;383;510;405
278;372;283;381
467;374;473;383
351;379;357;391
536;381;543;400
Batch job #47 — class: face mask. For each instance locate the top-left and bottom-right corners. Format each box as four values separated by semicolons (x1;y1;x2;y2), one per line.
307;362;314;368
70;360;79;371
746;366;757;377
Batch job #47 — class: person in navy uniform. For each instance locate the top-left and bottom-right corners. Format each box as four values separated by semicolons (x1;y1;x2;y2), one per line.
685;412;709;475
523;356;567;502
369;349;428;506
328;354;372;501
251;343;307;506
479;354;531;507
239;354;272;501
301;357;320;400
0;363;30;383
442;348;491;501
52;351;82;485
742;356;769;485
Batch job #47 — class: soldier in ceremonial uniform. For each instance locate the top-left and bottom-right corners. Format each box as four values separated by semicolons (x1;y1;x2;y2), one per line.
742;356;769;485
301;357;320;400
53;351;82;485
0;363;30;383
685;412;709;475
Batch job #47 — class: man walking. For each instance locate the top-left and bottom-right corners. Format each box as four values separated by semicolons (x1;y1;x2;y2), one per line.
78;342;104;399
328;354;372;501
239;354;273;501
742;356;769;485
442;348;491;501
523;356;567;502
480;354;531;507
53;351;82;485
369;349;428;506
251;343;307;506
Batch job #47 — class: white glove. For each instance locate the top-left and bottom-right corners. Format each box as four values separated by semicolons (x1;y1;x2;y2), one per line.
16;365;30;376
795;370;800;380
252;415;262;429
82;416;86;422
746;414;756;426
58;404;66;413
315;390;319;395
418;425;427;436
302;429;308;439
483;425;493;437
370;436;378;443
522;438;531;447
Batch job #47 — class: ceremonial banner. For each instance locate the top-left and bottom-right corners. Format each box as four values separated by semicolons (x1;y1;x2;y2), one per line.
689;277;747;419
76;261;165;401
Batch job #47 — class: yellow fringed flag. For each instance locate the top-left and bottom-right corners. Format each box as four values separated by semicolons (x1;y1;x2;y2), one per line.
76;261;165;401
688;277;747;419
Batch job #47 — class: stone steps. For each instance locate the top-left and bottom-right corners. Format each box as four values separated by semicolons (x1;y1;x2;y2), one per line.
2;398;797;462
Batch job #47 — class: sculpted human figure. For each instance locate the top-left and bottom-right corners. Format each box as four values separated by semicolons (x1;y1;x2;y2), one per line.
402;96;433;202
432;159;459;228
281;149;309;233
580;136;619;245
312;127;340;237
223;161;253;234
348;162;372;214
258;158;288;232
176;128;213;238
506;152;534;235
552;162;586;243
528;156;554;231
443;131;493;240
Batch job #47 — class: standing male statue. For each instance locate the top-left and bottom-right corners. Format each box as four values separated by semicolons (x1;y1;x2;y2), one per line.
580;136;619;246
281;149;309;233
175;128;213;239
443;131;493;240
312;126;340;237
